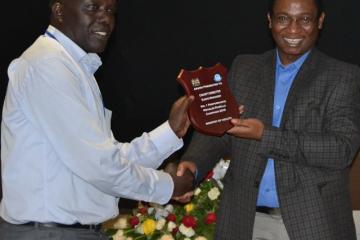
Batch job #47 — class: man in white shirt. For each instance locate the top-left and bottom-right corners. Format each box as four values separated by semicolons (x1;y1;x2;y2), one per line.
0;0;194;239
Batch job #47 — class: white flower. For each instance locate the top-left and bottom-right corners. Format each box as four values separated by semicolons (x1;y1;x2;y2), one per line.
194;187;201;196
112;230;125;240
184;238;191;240
147;207;154;215
135;224;144;234
179;223;195;237
155;208;169;219
156;218;166;230
208;187;220;200
113;217;128;229
167;221;177;232
160;234;175;240
164;204;174;213
195;236;208;240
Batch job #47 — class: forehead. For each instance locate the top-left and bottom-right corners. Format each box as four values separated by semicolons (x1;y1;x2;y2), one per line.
63;0;116;6
273;0;317;15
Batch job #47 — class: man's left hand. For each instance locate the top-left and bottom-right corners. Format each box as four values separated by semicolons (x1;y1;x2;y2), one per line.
227;118;264;140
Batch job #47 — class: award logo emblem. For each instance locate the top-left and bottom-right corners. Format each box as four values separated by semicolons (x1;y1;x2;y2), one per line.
177;63;239;136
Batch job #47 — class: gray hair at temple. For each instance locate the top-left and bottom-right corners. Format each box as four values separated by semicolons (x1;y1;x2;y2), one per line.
268;0;324;17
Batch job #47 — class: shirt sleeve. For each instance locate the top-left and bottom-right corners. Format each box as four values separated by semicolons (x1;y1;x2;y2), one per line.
18;56;178;204
114;121;183;169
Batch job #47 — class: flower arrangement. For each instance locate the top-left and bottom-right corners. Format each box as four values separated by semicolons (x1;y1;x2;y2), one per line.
105;159;230;240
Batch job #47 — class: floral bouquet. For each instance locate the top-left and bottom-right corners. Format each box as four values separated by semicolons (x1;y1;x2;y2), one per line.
105;159;230;240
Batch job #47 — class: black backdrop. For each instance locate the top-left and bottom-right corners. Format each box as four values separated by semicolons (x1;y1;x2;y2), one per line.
1;0;360;207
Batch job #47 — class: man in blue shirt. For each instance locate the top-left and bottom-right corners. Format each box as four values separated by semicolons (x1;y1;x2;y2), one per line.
178;0;360;239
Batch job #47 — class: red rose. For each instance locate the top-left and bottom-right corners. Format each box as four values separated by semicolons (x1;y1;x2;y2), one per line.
205;171;214;180
204;212;216;224
166;213;177;222
172;226;179;235
129;216;140;228
139;207;147;215
181;215;197;228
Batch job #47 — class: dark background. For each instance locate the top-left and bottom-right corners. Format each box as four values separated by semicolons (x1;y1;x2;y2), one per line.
1;0;360;207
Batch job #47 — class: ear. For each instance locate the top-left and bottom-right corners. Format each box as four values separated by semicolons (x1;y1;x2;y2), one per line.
51;2;64;23
267;13;272;29
318;12;325;29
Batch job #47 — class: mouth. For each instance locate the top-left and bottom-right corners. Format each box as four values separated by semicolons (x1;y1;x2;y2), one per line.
92;30;110;40
283;37;303;47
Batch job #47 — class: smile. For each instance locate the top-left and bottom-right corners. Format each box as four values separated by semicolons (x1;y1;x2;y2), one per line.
92;31;109;39
283;38;303;47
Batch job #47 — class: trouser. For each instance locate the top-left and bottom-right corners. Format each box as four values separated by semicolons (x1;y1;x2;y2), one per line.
0;218;109;240
252;210;290;240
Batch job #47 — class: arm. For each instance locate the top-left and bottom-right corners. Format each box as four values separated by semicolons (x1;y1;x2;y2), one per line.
19;57;183;204
227;73;360;170
113;95;193;169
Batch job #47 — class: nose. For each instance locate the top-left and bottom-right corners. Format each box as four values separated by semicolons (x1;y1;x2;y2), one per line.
287;19;301;33
96;9;114;25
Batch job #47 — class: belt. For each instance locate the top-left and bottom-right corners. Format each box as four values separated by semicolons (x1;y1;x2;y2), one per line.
22;222;102;231
256;206;281;215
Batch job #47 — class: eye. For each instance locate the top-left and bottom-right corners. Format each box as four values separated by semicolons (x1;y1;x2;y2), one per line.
276;15;290;25
85;4;99;11
301;16;311;24
105;7;116;15
300;16;313;25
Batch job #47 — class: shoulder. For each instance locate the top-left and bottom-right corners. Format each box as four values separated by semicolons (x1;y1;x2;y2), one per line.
231;50;275;67
20;36;68;65
311;50;360;79
8;36;78;80
7;36;80;91
227;50;275;82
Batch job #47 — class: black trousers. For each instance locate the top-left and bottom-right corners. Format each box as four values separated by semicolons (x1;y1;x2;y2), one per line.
0;218;109;240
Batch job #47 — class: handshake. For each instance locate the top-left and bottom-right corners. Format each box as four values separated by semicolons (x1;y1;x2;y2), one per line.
163;162;195;199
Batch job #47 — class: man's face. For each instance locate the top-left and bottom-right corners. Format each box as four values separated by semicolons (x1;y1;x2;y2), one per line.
55;0;116;53
268;0;325;65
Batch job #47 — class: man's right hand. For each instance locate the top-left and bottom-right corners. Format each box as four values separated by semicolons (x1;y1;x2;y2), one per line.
172;161;197;203
163;162;195;198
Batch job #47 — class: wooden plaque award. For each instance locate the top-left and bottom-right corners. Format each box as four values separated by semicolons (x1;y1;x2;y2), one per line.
177;63;239;136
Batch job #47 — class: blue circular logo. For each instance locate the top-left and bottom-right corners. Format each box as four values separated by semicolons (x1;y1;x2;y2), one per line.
214;73;222;82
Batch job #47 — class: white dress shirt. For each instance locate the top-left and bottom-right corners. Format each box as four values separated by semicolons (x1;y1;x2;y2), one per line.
1;25;182;224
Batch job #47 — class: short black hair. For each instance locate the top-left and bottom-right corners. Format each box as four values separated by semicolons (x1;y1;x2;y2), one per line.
268;0;324;17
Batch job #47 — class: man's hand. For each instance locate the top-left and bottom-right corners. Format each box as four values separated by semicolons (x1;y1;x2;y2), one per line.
227;118;264;140
172;161;197;203
168;95;194;138
163;162;195;198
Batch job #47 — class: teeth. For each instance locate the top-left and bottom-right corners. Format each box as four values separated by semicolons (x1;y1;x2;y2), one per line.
284;38;302;46
95;32;107;36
